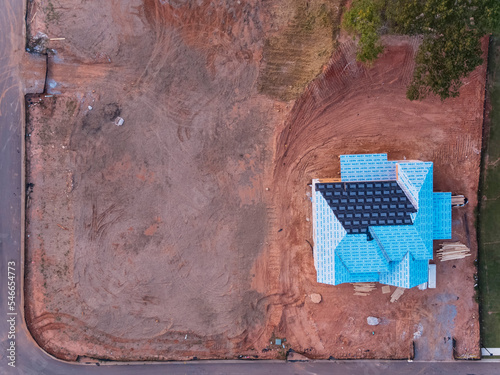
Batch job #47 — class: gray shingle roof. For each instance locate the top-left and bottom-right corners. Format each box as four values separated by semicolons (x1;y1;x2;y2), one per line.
315;180;417;235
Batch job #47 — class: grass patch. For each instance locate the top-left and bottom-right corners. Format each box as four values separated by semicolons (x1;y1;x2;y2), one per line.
480;199;500;243
479;35;500;348
479;245;500;346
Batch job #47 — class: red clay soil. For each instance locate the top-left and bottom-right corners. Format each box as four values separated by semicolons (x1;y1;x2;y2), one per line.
24;0;484;362
255;35;487;360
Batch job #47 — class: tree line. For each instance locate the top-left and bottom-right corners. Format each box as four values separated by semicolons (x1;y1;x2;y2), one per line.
342;0;500;100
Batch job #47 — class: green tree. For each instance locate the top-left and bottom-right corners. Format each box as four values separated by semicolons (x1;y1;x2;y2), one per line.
342;0;385;63
343;0;500;100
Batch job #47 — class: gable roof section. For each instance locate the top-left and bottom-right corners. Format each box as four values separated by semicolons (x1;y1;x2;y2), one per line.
433;192;452;239
378;252;429;288
379;252;411;288
345;271;381;283
335;234;390;273
333;254;381;284
369;225;427;261
396;162;432;210
315;180;416;235
408;256;429;288
340;154;397;182
332;254;350;284
312;189;346;284
411;166;434;259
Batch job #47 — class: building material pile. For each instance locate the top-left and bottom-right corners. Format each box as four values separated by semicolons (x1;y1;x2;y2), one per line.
451;195;467;207
353;282;376;296
390;287;405;303
381;285;391;294
437;242;471;261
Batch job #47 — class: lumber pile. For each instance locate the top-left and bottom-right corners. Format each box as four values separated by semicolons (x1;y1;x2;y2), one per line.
437;242;471;261
390;287;405;303
353;282;376;296
451;195;466;206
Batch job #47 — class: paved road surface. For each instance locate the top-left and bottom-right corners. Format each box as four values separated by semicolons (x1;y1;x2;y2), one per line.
1;0;500;374
0;0;25;372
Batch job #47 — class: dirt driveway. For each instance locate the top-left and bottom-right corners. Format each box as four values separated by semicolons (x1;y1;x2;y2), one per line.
25;0;484;361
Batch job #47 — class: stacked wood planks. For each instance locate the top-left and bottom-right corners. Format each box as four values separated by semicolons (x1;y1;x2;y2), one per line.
437;242;471;261
451;195;466;206
317;178;342;183
353;282;376;296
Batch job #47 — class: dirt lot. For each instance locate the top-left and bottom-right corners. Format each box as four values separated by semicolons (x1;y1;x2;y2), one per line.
24;0;485;362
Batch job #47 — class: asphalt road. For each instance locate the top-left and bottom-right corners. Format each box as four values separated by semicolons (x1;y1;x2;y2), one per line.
1;0;500;374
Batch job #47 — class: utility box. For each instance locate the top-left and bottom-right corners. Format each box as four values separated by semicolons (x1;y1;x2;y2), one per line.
428;264;437;288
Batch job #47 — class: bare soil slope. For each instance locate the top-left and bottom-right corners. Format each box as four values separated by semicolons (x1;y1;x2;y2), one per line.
25;0;484;362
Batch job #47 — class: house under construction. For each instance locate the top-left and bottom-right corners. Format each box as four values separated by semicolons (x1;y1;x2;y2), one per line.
312;154;452;289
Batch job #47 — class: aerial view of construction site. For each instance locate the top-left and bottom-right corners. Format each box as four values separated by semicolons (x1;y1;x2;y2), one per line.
2;0;500;373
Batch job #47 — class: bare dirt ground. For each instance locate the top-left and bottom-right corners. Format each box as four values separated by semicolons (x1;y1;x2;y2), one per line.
24;0;484;362
259;35;487;360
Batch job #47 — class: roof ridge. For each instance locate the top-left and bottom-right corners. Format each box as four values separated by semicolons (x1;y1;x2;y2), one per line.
334;238;353;272
368;226;391;262
396;161;433;210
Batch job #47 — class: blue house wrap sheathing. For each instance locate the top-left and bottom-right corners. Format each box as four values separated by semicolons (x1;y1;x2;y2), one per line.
312;154;452;289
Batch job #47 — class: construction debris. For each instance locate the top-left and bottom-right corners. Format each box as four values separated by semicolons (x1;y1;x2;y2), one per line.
381;285;391;294
390;287;405;303
437;242;471;261
353;282;376;296
310;293;322;304
114;116;124;126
